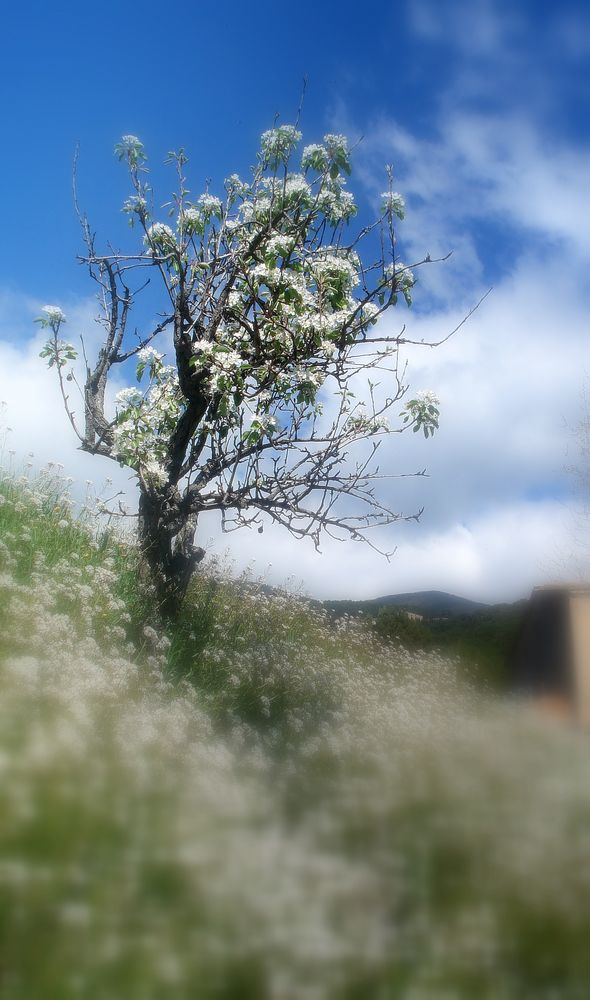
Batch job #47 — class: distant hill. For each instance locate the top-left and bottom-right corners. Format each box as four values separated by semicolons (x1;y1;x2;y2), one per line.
323;590;489;619
321;590;527;689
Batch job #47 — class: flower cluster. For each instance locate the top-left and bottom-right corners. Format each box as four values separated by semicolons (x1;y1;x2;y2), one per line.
144;223;177;255
122;194;148;226
381;190;406;220
178;206;204;236
310;247;360;306
224;173;250;200
197;192;223;218
259;124;302;168
113;356;181;474
344;403;390;435
385;260;415;306
401;390;440;438
36;305;66;329
301;143;329;172
136;345;164;381
318;181;357;225
114;134;146;167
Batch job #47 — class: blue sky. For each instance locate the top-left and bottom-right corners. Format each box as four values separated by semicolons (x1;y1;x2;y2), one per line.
1;0;590;601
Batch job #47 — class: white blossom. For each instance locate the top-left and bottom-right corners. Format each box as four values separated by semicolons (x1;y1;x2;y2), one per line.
415;390;440;407
381;190;406;220
387;261;414;288
318;187;357;225
137;346;164;365
123;195;147;218
41;305;66;326
301;144;329;172
178;207;204;236
225;173;249;198
362;302;379;323
114;135;146;167
260;125;302;166
265;234;296;258
193;339;213;353
144;223;176;253
320;339;338;358
310;248;360;291
120;134;141;149
142;460;167;487
323;134;349;157
197;193;223;218
115;387;143;411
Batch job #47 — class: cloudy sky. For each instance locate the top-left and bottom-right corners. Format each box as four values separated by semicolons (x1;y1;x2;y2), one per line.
1;0;589;603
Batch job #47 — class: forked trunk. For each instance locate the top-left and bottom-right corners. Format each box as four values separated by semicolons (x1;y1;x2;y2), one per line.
137;488;205;620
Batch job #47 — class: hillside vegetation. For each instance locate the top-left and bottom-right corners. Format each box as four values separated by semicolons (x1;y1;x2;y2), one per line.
325;595;525;688
2;466;590;998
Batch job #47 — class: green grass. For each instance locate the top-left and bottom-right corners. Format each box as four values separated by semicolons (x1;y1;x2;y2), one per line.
3;467;590;998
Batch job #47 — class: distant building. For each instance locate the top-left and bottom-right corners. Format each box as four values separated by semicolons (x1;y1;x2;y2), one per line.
402;610;424;622
511;584;590;724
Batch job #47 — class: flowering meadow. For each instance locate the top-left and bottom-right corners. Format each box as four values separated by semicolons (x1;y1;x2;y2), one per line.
2;467;590;997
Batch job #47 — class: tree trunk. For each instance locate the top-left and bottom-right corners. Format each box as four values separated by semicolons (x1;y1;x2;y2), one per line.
137;488;205;621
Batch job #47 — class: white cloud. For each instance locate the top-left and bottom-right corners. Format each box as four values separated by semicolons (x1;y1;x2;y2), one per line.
407;0;525;56
200;497;579;605
350;109;590;307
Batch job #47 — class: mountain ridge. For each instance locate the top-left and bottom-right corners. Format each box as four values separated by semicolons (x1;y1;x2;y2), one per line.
322;589;490;618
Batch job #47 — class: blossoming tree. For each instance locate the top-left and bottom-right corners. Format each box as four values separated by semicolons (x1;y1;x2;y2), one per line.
39;127;441;617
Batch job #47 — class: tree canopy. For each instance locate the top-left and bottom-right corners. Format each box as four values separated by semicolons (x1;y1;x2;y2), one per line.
38;124;441;616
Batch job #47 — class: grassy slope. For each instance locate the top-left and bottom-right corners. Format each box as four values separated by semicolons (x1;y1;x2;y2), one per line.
2;469;590;998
